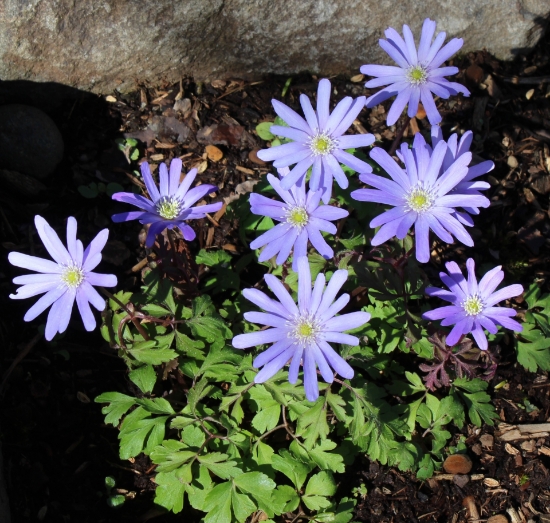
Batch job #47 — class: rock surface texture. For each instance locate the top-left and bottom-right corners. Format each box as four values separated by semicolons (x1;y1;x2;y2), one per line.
0;0;548;93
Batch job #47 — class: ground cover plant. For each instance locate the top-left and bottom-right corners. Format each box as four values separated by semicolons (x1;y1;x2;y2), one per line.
2;17;550;523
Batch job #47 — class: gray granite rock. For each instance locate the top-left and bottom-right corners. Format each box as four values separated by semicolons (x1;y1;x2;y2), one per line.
0;0;547;93
0;104;64;179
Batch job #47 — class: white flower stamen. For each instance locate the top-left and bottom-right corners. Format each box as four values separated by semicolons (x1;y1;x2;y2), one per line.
285;205;309;230
309;132;337;156
61;263;84;289
462;294;484;316
156;196;183;220
289;314;321;346
406;184;435;213
407;65;428;85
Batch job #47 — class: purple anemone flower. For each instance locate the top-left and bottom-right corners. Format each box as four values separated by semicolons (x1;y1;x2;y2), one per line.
8;216;117;341
430;126;493;227
350;132;490;263
232;256;370;401
250;169;348;270
361;18;470;126
423;258;523;350
257;78;375;203
111;158;223;247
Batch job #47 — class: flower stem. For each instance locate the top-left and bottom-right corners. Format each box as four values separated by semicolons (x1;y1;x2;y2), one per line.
388;115;411;156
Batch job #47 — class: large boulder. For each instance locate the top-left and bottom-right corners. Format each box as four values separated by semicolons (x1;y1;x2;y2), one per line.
0;0;547;94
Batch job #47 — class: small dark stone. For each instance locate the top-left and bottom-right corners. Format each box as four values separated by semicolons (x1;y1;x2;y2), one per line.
0;104;64;179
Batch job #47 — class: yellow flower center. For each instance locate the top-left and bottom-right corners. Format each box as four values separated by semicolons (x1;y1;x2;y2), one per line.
310;132;336;156
463;295;484;316
286;206;309;229
61;264;84;288
156;196;182;220
406;185;434;213
290;315;320;346
407;65;428;85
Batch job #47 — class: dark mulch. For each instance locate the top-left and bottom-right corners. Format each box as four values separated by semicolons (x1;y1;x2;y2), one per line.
1;23;550;523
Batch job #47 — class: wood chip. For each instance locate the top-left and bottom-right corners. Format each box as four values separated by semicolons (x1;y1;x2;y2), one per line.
505;443;519;455
150;153;164;161
484;478;500;488
520;440;536;453
506;507;523;523
235;165;255;175
539;446;550;456
526;88;535;100
487;515;508;523
222;244;238;253
443;454;473;474
248;148;266;165
480;434;494;448
205;145;223;162
462;496;480;522
350;73;364;83
105;95;117;102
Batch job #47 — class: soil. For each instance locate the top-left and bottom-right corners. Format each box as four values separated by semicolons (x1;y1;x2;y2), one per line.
1;23;550;523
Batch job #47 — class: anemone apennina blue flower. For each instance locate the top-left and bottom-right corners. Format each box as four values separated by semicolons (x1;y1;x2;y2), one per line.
8;216;117;341
361;18;470;126
429;126;493;227
423;258;523;350
350;132;490;263
111;158;223;247
232;257;370;401
257;78;374;203
250;169;348;270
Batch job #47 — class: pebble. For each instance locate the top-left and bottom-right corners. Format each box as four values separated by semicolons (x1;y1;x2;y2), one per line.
507;155;519;168
0;104;64;179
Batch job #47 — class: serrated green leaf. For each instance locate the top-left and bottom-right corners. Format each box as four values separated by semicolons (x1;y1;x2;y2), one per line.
128;341;178;365
198;452;241;479
231;490;256;523
154;470;186;513
186;464;214;511
295;397;329;449
416;454;435;480
118;407;169;459
272;450;313;490
136;397;175;415
234;472;279;516
256;122;275;141
204;482;233;523
290;440;345;473
150;440;196;473
252;441;274;466
303;471;336;511
95;392;136;426
274;484;300;513
181;425;205;447
196;249;233;267
517;326;550;372
128;365;157;394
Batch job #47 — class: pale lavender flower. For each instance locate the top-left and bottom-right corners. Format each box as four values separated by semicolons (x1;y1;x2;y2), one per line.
430;126;493;227
8;216;117;341
351;132;490;263
361;18;470;126
257;78;375;203
111;158;222;247
250;169;348;270
232;257;370;401
423;258;523;350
